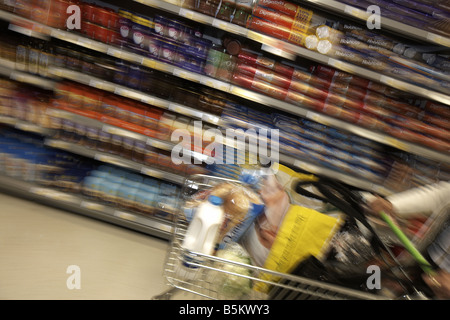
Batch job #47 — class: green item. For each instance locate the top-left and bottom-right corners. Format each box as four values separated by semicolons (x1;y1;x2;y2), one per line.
380;211;434;275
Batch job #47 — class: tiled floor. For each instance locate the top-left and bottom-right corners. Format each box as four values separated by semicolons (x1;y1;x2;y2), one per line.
0;192;176;300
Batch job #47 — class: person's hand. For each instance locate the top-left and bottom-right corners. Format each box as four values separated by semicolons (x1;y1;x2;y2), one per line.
368;196;394;216
422;270;450;300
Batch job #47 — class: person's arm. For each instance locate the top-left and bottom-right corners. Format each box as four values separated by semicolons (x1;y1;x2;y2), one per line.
386;181;450;218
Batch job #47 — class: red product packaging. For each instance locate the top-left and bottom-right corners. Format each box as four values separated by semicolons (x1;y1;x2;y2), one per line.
237;51;294;78
92;24;112;44
386;126;450;153
101;96;121;117
291;68;332;89
285;90;324;110
127;105;147;127
247;16;291;41
312;64;373;89
357;102;396;120
255;0;302;18
388;115;450;142
423;114;450;131
144;108;163;130
237;63;292;89
82;4;97;23
288;79;329;101
342;84;369;101
247;16;311;47
232;72;288;100
425;101;450;118
326;92;358;109
49;0;75;29
64;106;102;121
252;6;299;30
354;113;388;131
383;99;423;119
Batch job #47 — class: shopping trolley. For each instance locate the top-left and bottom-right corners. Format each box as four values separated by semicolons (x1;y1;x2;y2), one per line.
153;174;390;300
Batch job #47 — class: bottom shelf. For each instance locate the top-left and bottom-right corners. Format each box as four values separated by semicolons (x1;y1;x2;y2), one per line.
0;175;174;240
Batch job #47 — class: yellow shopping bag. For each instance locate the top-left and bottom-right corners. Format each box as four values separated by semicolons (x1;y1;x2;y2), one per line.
255;202;344;293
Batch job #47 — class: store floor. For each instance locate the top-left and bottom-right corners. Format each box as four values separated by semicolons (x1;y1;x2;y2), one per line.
0;192;188;300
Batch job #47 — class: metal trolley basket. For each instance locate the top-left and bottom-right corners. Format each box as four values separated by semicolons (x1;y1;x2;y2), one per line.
154;174;387;300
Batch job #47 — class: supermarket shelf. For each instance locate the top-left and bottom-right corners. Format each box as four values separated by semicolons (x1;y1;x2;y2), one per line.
1;10;449;164
0;174;174;239
296;0;450;48
48;67;222;126
0;115;54;136
1;109;393;196
46;108;172;150
0;57;55;91
44;138;186;185
50;56;450;164
133;0;450;106
222;127;394;196
45;108;210;164
47;110;392;195
2;7;450;107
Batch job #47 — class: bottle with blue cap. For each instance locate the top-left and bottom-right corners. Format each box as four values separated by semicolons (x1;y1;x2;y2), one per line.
181;195;225;258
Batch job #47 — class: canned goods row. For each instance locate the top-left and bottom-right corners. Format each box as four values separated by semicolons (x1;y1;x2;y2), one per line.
182;0;254;27
116;9;211;73
118;10;205;48
55;81;163;134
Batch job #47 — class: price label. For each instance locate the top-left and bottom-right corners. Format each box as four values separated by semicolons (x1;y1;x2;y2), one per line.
141;166;163;179
306;111;330;127
386;137;408;151
147;138;171;151
30;187;75;203
212;19;228;30
102;125;122;136
328;58;346;69
379;75;396;87
179;8;211;24
212;19;247;36
179;8;194;20
89;79;104;89
141;58;155;69
173;68;200;83
114;210;137;222
426;32;449;46
77;37;93;48
81;201;104;211
202;113;220;124
247;30;265;43
168;102;182;113
114;86;126;96
140;95;155;105
107;47;122;58
200;76;230;92
344;5;367;18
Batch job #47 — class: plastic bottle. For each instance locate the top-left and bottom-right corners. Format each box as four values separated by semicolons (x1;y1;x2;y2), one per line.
182;195;224;254
178;195;225;280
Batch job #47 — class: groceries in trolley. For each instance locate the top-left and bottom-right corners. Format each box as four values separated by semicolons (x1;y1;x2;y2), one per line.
176;163;444;299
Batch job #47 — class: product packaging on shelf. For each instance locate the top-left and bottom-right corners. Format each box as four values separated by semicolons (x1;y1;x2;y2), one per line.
82;164;181;218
